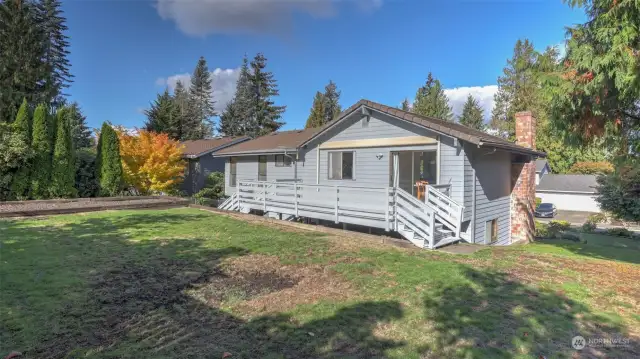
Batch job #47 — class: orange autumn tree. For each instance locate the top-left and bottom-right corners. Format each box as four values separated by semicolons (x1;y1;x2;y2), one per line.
117;129;185;194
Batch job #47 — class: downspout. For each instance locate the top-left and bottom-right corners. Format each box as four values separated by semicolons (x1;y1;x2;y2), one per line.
471;166;477;244
316;147;320;184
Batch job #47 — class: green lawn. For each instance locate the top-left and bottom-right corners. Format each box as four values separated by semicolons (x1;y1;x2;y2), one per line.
1;208;638;358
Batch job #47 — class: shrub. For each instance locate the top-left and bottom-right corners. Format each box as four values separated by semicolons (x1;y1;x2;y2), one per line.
535;197;542;207
193;172;225;205
75;148;99;198
581;221;597;233
587;213;607;224
535;221;550;238
548;220;571;232
569;161;614;175
605;227;633;238
595;160;640;222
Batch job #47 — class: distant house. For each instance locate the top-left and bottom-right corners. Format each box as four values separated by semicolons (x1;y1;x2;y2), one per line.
181;137;250;195
535;159;551;185
536;174;601;213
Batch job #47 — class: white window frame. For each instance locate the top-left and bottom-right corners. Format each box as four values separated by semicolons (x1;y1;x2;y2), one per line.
258;155;267;181
328;151;355;180
275;154;292;167
485;218;498;244
229;157;237;187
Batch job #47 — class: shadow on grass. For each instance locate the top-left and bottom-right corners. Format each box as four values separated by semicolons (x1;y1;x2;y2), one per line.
1;212;404;359
420;266;639;358
535;234;640;264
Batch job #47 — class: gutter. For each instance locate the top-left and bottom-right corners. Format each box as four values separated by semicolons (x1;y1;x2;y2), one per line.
214;148;298;157
478;140;547;158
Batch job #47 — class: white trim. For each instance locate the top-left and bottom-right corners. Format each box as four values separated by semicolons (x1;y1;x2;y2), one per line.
437;135;441;184
536;189;597;194
316;148;320;185
319;136;436;150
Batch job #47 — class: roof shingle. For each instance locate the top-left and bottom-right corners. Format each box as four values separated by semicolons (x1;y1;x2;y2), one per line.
215;128;321;155
181;137;248;158
536;174;598;193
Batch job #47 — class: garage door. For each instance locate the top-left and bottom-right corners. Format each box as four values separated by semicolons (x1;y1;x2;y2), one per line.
536;191;601;213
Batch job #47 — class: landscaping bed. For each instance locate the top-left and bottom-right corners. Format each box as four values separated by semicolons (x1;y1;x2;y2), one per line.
0;196;189;217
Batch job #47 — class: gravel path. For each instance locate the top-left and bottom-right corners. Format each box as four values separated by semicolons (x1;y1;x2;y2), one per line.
0;197;187;216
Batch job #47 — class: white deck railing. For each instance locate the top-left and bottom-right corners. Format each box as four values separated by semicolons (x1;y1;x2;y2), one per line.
234;180;463;247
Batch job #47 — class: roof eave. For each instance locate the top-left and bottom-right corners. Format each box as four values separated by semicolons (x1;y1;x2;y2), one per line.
479;140;547;158
181;137;251;159
214;148;298;157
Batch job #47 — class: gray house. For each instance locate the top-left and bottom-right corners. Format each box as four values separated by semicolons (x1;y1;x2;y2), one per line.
217;100;544;249
181;136;249;195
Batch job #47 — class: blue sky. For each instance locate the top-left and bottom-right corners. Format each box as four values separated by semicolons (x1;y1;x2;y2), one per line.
63;0;585;132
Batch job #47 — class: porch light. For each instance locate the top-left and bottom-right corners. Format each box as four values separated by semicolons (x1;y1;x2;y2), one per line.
376;153;384;160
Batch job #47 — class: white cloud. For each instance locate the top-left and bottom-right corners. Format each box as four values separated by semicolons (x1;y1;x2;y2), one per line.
444;85;498;122
155;0;382;36
156;67;240;114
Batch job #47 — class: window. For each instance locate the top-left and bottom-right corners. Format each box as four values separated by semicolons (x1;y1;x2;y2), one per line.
229;157;237;187
275;154;292;167
328;151;354;180
485;219;498;244
258;155;267;181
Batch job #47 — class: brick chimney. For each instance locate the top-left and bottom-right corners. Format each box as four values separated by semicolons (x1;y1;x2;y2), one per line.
510;111;536;243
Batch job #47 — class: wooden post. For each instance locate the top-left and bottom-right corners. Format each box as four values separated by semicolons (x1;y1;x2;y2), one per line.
385;187;390;231
393;188;398;231
429;213;436;249
294;183;298;217
263;183;266;212
335;186;339;224
425;185;430;205
456;205;464;238
237;183;242;211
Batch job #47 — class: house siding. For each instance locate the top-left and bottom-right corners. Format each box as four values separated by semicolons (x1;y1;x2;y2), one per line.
224;154;297;195
182;155;226;195
469;148;512;245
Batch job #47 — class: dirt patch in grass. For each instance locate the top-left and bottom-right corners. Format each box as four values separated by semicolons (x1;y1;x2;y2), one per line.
188;254;357;316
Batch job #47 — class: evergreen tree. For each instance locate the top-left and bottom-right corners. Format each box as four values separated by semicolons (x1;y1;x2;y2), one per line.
144;88;180;139
401;98;411;111
458;94;485;130
489;39;541;140
412;72;453;121
218;99;239;136
35;0;72;107
96;122;123;196
50;107;76;197
186;56;215;139
305;92;326;129
65;102;92;149
323;80;341;123
30;103;53;199
248;53;286;136
172;80;189;140
0;0;45;122
9;99;32;199
230;55;254;136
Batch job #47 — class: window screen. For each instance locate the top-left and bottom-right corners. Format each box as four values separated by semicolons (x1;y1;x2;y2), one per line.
229;157;237;187
328;152;354;180
258;155;267;181
275;154;292;167
485;219;498;244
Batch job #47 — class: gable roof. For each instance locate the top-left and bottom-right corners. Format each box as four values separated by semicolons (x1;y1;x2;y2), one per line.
215;128;321;156
181;136;249;158
536;174;598;193
301;99;546;157
535;159;550;173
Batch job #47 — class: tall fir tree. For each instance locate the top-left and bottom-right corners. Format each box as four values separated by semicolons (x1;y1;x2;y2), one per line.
218;99;239;136
96;122;123;196
9;99;32;199
172;80;189;140
323;80;341;123
36;0;72;107
49;107;76;197
227;54;254;136
304;92;326;129
65;102;92;149
0;0;45;122
401;98;411;111
249;53;286;136
458;95;485;130
144;88;180;139
412;72;453;121
489;39;541;140
30;103;53;199
186;56;215;139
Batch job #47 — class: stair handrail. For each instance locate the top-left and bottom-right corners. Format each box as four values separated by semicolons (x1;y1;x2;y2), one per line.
394;187;436;248
425;185;464;238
